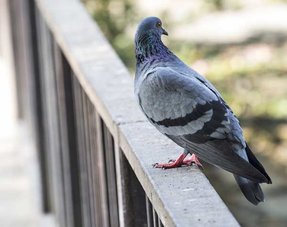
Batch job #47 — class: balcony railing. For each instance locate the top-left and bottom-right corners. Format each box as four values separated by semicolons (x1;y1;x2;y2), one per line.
6;0;239;226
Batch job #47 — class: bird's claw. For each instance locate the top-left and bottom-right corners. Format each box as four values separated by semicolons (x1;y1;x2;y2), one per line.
152;153;203;169
188;153;204;169
152;163;170;169
152;163;159;168
152;161;181;169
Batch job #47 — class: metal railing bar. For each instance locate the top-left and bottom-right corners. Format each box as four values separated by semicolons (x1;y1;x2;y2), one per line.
91;109;102;226
120;153;148;227
8;0;25;118
153;208;159;227
113;145;126;227
102;124;120;227
146;196;153;227
35;4;55;214
86;94;98;227
36;11;67;227
52;36;71;227
60;52;83;227
27;0;51;213
72;75;91;227
82;89;94;227
94;114;110;227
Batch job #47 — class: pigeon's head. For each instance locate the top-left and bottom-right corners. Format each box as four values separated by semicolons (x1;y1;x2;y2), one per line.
135;17;168;42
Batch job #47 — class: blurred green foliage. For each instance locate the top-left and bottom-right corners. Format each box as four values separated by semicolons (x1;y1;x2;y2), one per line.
84;0;136;67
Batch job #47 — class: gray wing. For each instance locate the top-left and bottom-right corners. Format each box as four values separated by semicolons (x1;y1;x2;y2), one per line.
137;67;269;183
137;66;243;143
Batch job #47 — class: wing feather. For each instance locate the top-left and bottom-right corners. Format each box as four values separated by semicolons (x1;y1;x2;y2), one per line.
169;135;269;183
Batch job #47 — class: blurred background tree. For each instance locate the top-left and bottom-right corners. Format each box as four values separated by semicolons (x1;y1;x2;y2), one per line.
83;0;287;225
84;0;137;67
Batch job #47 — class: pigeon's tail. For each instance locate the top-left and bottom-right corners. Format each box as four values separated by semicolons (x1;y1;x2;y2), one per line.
234;175;264;205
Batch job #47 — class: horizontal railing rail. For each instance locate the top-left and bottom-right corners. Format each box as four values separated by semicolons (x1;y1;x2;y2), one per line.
7;0;239;226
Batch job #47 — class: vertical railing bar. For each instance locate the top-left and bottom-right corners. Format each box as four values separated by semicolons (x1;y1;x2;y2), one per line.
81;83;92;227
35;8;67;227
103;124;120;226
146;195;153;227
119;153;148;227
72;75;90;227
101;129;111;225
153;208;159;227
60;52;83;227
26;0;51;213
34;3;55;213
46;27;67;227
94;113;105;227
87;97;100;226
15;0;35;127
113;142;126;227
95;114;110;227
7;0;24;118
50;32;67;227
52;39;78;227
82;95;95;227
88;102;101;226
79;85;91;227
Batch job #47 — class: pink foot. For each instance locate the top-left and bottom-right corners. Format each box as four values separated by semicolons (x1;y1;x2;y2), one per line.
153;153;187;169
153;153;203;169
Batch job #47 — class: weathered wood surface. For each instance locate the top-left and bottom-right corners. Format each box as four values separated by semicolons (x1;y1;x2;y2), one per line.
34;0;240;226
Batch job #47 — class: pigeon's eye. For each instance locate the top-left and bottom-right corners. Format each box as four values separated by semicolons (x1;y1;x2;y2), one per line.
156;22;162;28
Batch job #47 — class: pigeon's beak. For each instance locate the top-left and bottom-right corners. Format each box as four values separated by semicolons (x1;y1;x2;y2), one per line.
162;28;168;36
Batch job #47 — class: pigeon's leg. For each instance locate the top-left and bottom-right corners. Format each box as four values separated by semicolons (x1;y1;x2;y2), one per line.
182;153;203;169
153;150;188;169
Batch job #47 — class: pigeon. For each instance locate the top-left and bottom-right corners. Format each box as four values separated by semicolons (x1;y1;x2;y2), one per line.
134;17;272;205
